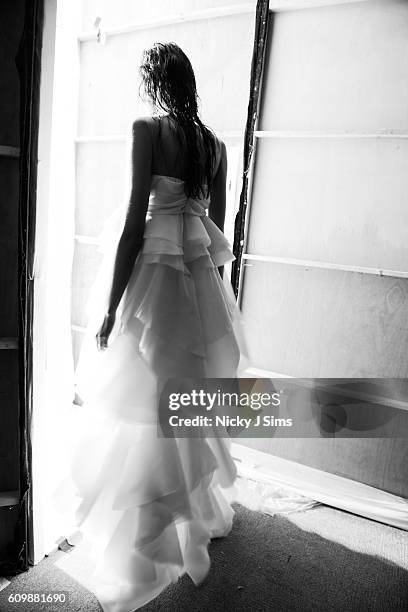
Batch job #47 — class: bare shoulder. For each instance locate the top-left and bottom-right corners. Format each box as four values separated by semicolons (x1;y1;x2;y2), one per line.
212;134;227;175
218;137;227;159
208;129;223;150
131;115;155;135
129;117;154;159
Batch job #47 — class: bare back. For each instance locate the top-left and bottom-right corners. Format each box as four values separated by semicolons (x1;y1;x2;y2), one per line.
145;115;221;183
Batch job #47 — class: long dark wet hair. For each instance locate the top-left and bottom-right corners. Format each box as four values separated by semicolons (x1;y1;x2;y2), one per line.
139;42;217;199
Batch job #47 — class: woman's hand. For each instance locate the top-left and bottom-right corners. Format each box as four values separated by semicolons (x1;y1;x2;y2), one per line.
96;312;116;351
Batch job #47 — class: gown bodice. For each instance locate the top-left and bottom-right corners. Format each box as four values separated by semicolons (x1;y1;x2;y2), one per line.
147;174;210;217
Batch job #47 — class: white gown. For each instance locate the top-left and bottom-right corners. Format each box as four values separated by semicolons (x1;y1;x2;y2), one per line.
53;169;248;612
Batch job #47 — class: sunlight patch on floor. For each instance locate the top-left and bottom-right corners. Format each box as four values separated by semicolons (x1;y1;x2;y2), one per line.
235;475;320;516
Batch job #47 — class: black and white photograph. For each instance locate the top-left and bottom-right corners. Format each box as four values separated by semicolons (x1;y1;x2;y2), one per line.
0;0;408;611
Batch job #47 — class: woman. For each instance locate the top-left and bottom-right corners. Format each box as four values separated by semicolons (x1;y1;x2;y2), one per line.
55;42;247;612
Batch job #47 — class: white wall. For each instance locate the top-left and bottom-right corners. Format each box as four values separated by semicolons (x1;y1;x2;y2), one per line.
241;0;408;378
238;0;408;497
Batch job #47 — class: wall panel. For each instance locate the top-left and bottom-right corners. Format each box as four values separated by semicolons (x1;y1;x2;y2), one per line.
81;0;255;31
71;329;84;372
78;12;255;136
237;437;408;497
260;0;408;132
71;243;103;329
241;260;408;377
76;141;128;236
247;137;408;271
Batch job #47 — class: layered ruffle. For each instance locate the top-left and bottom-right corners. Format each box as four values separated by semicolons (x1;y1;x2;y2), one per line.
55;344;238;610
141;211;234;268
78;191;247;387
54;402;237;611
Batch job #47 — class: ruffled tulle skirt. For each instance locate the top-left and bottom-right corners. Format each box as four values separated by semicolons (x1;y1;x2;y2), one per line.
53;206;249;612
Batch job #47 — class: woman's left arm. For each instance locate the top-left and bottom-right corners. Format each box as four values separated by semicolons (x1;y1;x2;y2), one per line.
96;118;152;350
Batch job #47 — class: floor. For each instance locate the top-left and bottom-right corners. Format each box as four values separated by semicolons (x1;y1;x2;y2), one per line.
0;502;407;612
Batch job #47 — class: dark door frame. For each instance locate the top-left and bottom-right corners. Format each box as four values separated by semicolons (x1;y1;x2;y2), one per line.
2;0;45;574
232;0;270;296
